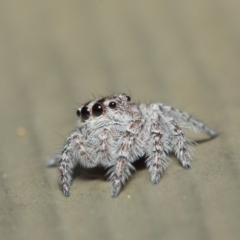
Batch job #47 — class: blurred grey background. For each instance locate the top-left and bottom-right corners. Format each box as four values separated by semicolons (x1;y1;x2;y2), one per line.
0;1;240;240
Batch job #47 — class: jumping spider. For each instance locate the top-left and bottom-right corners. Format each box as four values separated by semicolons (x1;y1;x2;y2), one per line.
47;93;218;198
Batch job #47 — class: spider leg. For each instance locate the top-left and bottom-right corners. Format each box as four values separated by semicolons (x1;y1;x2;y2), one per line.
158;104;218;137
58;130;96;197
46;154;61;167
108;119;144;198
146;113;171;184
164;116;192;169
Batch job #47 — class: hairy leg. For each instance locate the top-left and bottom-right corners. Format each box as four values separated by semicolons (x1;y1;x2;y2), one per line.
108;119;144;197
164;116;192;169
58;130;96;197
146;113;171;184
158;104;218;137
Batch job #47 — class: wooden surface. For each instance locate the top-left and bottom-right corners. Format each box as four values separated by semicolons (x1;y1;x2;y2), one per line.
1;1;240;240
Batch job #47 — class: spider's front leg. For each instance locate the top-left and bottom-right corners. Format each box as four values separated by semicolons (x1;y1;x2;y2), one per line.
58;130;95;197
109;119;144;198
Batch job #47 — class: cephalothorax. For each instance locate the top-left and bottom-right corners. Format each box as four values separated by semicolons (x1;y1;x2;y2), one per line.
47;93;218;198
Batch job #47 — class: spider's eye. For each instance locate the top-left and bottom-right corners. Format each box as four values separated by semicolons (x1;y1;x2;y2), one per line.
76;109;81;117
126;96;131;101
92;103;103;117
80;106;90;120
109;101;116;109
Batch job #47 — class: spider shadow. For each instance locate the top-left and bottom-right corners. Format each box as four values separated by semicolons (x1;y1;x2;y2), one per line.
72;165;107;181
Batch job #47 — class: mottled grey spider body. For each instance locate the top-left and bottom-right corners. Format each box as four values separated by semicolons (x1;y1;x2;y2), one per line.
47;93;218;198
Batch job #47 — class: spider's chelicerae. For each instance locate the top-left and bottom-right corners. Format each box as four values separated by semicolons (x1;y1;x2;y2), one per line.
47;93;218;198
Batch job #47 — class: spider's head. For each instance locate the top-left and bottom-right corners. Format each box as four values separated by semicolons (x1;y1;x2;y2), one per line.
76;93;137;124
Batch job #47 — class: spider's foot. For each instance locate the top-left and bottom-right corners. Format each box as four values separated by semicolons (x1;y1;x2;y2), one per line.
111;180;121;198
182;162;191;170
46;158;58;167
209;130;219;138
151;173;161;185
62;185;71;197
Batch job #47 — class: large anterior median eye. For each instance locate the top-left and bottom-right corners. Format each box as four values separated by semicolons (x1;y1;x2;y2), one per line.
80;106;90;120
92;103;103;117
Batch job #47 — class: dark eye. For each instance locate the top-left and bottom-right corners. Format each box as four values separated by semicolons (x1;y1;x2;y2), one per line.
92;103;103;117
76;109;81;117
126;96;131;101
80;106;90;120
109;101;116;109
